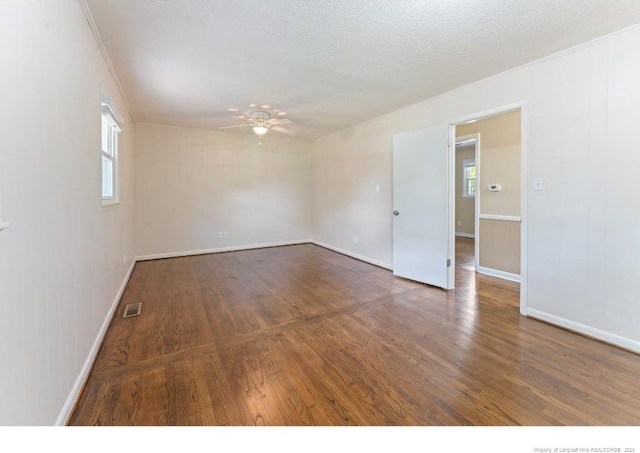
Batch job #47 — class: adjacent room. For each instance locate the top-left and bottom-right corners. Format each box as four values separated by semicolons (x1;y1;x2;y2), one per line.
2;1;640;438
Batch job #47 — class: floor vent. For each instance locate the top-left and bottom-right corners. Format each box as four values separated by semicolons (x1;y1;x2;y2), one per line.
123;302;142;318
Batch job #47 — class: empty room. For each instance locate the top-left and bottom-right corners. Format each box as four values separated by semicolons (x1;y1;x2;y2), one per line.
2;0;640;444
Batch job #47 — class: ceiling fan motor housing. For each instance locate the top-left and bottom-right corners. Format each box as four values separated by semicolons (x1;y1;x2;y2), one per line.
219;108;294;136
252;111;270;122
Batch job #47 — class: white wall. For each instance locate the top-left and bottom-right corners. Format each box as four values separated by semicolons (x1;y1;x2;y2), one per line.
312;25;640;351
135;123;311;259
0;1;135;425
312;128;393;265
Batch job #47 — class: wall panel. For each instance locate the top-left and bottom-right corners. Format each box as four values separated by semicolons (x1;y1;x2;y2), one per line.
134;124;312;259
0;1;135;424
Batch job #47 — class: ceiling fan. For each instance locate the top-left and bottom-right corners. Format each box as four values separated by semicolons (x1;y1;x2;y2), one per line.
220;109;294;143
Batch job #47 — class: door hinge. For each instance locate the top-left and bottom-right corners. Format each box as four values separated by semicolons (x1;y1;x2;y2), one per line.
447;259;451;267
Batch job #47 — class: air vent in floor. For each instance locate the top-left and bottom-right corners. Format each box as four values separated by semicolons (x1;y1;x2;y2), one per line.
123;302;142;318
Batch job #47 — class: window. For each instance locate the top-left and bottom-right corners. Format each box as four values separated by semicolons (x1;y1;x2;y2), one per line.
101;96;122;206
463;159;476;197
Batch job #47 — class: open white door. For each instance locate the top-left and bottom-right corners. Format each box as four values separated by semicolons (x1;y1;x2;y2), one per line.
393;126;451;289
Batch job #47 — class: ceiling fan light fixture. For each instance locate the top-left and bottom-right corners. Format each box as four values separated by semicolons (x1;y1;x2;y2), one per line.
253;125;268;135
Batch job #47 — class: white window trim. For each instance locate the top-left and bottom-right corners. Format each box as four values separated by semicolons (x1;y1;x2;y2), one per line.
462;159;476;198
101;95;122;208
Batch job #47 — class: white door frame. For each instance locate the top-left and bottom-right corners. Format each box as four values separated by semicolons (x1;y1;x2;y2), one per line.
454;133;480;272
448;101;528;315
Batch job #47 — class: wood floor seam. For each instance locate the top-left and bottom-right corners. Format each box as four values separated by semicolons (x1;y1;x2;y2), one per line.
90;287;419;382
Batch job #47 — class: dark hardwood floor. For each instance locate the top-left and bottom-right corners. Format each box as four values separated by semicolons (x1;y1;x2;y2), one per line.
68;239;640;425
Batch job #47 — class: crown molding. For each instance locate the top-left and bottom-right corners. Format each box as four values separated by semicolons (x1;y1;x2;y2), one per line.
78;0;134;121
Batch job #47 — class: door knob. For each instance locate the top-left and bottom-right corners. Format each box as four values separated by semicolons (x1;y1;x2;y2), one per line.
393;210;399;216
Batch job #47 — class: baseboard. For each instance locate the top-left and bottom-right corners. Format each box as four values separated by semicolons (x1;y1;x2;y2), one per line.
477;265;520;283
135;240;311;261
455;232;475;239
311;241;393;270
55;260;136;426
527;308;640;354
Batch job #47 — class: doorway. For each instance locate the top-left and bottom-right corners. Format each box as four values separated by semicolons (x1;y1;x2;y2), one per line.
449;105;526;313
454;134;478;277
391;103;527;313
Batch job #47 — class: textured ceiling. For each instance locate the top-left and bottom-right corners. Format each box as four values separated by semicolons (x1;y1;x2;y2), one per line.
85;0;640;139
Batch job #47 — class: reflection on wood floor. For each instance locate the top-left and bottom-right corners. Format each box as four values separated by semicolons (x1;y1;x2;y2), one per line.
69;241;640;425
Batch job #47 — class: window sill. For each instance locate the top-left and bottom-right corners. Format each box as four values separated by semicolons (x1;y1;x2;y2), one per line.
101;200;120;212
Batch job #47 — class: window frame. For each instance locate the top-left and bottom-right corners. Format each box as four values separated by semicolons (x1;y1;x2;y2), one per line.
101;96;122;208
462;159;476;198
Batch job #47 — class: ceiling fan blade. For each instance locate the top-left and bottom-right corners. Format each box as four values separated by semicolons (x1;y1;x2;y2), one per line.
268;118;292;125
219;124;252;129
271;126;296;136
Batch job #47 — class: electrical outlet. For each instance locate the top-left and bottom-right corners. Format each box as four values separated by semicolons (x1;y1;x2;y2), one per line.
375;184;380;193
457;220;462;226
223;231;228;239
353;236;358;245
218;231;224;239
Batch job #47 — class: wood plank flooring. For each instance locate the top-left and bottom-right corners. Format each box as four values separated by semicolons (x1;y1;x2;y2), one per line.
68;240;640;425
